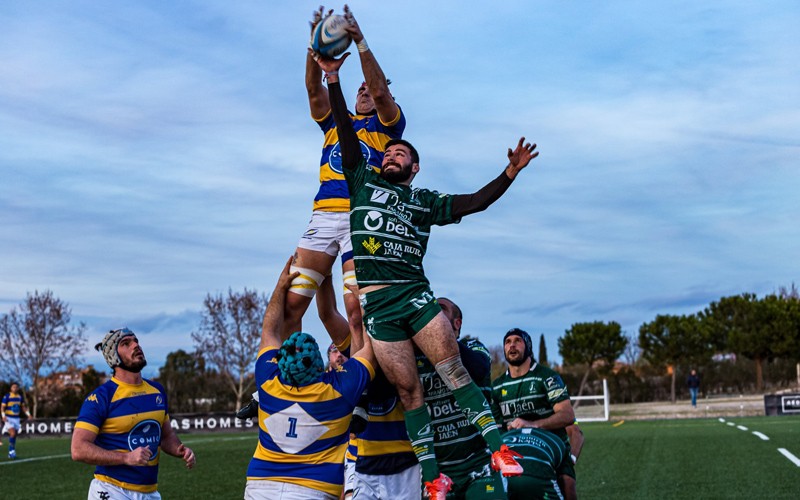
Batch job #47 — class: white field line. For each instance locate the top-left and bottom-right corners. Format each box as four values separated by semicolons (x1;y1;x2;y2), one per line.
0;453;70;465
736;425;748;431
778;448;800;467
718;418;726;423
727;422;735;426
0;435;255;466
752;432;769;441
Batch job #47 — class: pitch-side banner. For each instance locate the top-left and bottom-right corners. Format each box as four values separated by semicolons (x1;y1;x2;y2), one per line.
11;413;256;437
764;394;800;416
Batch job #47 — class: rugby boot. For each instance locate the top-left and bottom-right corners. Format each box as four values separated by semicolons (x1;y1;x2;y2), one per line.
491;444;523;477
423;473;453;500
235;398;258;420
9;449;16;460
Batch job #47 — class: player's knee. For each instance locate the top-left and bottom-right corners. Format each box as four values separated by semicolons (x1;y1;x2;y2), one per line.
289;266;325;298
435;355;472;391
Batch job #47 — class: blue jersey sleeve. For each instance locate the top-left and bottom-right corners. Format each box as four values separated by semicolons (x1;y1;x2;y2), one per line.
76;386;110;433
255;347;280;387
336;357;374;406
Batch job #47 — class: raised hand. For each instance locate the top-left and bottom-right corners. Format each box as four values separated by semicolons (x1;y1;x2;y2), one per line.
506;137;539;179
343;4;364;43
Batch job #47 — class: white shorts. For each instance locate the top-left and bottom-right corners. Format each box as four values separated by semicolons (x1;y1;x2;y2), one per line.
353;464;421;500
245;480;338;500
89;479;161;500
344;460;357;494
3;417;20;433
297;211;353;261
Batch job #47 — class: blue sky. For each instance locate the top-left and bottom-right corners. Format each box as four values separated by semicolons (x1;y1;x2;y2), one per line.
2;1;798;377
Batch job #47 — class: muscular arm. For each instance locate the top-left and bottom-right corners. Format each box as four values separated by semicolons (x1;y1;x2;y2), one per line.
566;423;584;462
160;417;195;469
508;399;575;431
359;49;399;124
306;52;330;120
261;258;299;350
71;428;148;466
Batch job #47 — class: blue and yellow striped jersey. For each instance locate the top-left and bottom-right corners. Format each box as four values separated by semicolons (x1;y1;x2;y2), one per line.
2;391;24;417
248;346;375;497
355;372;417;475
313;107;405;212
75;377;169;493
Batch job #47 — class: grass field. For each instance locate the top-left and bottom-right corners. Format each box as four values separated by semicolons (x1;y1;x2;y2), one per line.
2;416;798;499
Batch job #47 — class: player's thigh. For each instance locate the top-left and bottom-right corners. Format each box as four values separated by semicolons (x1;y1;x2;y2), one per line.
297;211;348;258
464;471;508;500
371;338;420;394
411;311;460;366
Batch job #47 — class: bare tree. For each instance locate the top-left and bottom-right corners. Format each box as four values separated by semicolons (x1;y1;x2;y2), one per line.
0;290;87;417
191;288;267;411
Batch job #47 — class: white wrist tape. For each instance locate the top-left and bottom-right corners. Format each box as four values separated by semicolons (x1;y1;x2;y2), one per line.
357;39;369;53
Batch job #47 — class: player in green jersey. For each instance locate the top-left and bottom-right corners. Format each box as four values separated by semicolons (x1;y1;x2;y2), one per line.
314;52;537;498
502;428;568;500
491;329;579;500
415;298;507;499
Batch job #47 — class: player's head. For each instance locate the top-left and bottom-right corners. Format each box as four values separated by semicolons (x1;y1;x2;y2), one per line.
277;332;325;386
10;382;19;393
503;328;533;366
327;342;347;371
95;327;147;373
382;139;419;184
437;297;463;339
355;79;393;115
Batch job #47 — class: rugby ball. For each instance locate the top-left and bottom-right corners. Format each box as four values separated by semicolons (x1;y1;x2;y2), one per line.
311;15;352;58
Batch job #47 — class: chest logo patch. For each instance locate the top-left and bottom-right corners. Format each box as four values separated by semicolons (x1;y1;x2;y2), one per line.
364;211;383;231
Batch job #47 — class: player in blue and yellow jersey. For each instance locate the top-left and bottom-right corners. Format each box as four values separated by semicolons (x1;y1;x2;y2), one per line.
284;5;406;351
351;369;419;500
245;258;376;500
2;381;31;459
72;328;195;499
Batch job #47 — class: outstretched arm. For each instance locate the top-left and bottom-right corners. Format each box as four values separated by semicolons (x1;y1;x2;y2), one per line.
306;7;332;120
260;258;300;350
344;5;400;124
451;138;538;218
312;51;361;171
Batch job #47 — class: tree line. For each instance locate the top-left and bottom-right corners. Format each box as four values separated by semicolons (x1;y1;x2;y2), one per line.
2;285;798;416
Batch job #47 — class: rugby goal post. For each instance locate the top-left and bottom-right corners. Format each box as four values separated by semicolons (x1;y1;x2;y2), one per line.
571;378;610;422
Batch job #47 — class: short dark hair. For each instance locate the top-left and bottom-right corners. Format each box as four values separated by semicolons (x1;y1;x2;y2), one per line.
385;139;419;164
437;297;462;322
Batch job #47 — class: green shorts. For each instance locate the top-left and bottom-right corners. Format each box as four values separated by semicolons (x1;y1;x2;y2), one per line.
360;283;442;342
444;457;507;500
506;474;562;500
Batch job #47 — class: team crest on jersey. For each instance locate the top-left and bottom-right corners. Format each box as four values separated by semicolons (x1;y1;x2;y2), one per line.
328;140;371;174
155;395;163;406
362;237;382;255
128;419;161;457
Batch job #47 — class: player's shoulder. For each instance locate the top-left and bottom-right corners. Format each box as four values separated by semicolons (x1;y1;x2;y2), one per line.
532;363;560;377
84;380;115;403
492;371;510;387
144;378;166;393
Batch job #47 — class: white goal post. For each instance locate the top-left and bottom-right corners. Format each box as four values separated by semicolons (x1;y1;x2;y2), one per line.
571;378;610;422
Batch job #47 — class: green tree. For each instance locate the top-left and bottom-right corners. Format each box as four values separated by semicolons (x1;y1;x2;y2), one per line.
538;333;549;366
158;349;207;413
191;288;266;411
639;314;712;402
0;290;87;417
558;321;628;398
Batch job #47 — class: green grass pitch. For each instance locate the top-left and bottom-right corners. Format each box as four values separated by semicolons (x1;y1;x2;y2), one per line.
1;416;798;499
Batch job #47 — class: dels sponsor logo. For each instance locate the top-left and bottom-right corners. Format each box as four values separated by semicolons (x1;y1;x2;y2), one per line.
364;211;383;231
128;419;162;457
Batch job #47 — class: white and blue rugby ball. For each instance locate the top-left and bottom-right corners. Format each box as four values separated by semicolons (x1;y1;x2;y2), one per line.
311;15;352;58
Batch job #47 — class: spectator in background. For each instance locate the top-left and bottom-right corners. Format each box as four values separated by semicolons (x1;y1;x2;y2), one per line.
687;369;701;408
